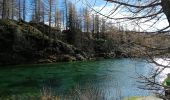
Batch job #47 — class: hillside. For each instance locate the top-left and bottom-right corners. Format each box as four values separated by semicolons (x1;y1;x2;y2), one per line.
0;19;169;65
0;20;87;65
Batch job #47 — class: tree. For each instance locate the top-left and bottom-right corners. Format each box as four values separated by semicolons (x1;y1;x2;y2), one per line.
161;0;170;24
11;0;15;20
68;2;77;30
64;0;68;30
32;0;41;23
0;0;20;20
48;0;52;35
18;0;21;20
22;0;26;21
98;0;170;99
94;14;100;38
91;14;95;34
101;17;106;34
55;8;61;31
2;0;8;19
83;7;91;32
40;1;46;23
100;0;170;32
48;0;58;39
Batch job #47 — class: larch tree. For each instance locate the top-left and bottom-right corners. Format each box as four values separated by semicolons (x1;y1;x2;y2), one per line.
68;2;77;30
0;0;19;20
40;0;46;23
64;0;68;30
18;0;21;20
91;14;95;34
100;0;170;32
32;0;41;23
94;14;100;38
83;7;91;33
96;0;170;99
55;8;61;31
11;0;15;20
101;17;106;34
22;0;26;21
48;0;55;35
2;0;8;19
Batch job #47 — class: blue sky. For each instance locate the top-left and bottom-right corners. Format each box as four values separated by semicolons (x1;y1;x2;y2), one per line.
74;0;169;32
68;0;107;9
25;0;169;32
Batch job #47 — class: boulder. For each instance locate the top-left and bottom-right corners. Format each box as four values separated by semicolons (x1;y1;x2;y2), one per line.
38;59;53;63
75;54;86;61
60;55;76;62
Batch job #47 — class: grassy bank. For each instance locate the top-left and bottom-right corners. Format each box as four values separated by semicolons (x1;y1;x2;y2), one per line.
123;96;142;100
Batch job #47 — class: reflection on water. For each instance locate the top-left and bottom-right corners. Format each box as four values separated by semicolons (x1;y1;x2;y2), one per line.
0;59;166;99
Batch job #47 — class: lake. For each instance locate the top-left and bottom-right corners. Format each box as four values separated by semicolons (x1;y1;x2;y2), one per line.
0;59;166;99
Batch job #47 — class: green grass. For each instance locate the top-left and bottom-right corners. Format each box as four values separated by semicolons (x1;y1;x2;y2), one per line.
123;96;142;100
162;78;168;86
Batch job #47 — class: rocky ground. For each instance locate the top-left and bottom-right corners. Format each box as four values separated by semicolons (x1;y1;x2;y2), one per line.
0;20;89;65
124;95;163;100
138;96;162;100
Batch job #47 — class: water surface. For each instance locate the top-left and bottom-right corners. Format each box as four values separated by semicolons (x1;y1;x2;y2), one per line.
0;59;156;98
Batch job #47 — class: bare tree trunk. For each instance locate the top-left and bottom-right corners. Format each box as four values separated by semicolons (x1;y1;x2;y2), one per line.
6;0;9;19
62;10;65;30
34;0;37;22
64;0;68;30
23;0;26;21
18;0;21;21
37;0;40;22
92;14;95;34
2;0;7;19
49;0;52;36
33;0;40;23
11;0;14;20
55;7;57;27
161;0;170;25
42;5;45;24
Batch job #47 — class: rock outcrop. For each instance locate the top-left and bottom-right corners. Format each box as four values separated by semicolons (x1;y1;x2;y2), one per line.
0;20;87;65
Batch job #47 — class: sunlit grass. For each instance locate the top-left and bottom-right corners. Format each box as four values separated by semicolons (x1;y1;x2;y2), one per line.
0;84;123;100
123;96;142;100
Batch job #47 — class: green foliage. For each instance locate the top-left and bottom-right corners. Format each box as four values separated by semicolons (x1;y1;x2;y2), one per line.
123;96;141;100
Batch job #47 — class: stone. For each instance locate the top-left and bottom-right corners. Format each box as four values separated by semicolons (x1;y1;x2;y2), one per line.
60;55;76;62
75;54;85;61
38;59;53;63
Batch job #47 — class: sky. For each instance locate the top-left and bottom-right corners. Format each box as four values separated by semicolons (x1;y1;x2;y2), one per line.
93;4;169;32
73;0;169;32
25;0;169;32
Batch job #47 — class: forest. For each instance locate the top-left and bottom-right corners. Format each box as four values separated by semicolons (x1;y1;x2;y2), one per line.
0;0;169;65
0;0;170;100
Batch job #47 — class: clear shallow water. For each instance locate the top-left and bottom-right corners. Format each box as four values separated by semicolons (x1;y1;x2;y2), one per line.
0;59;157;98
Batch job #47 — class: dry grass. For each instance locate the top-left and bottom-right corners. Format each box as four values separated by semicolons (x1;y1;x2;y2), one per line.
0;83;123;100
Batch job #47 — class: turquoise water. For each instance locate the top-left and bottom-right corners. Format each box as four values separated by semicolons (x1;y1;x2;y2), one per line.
0;59;153;99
